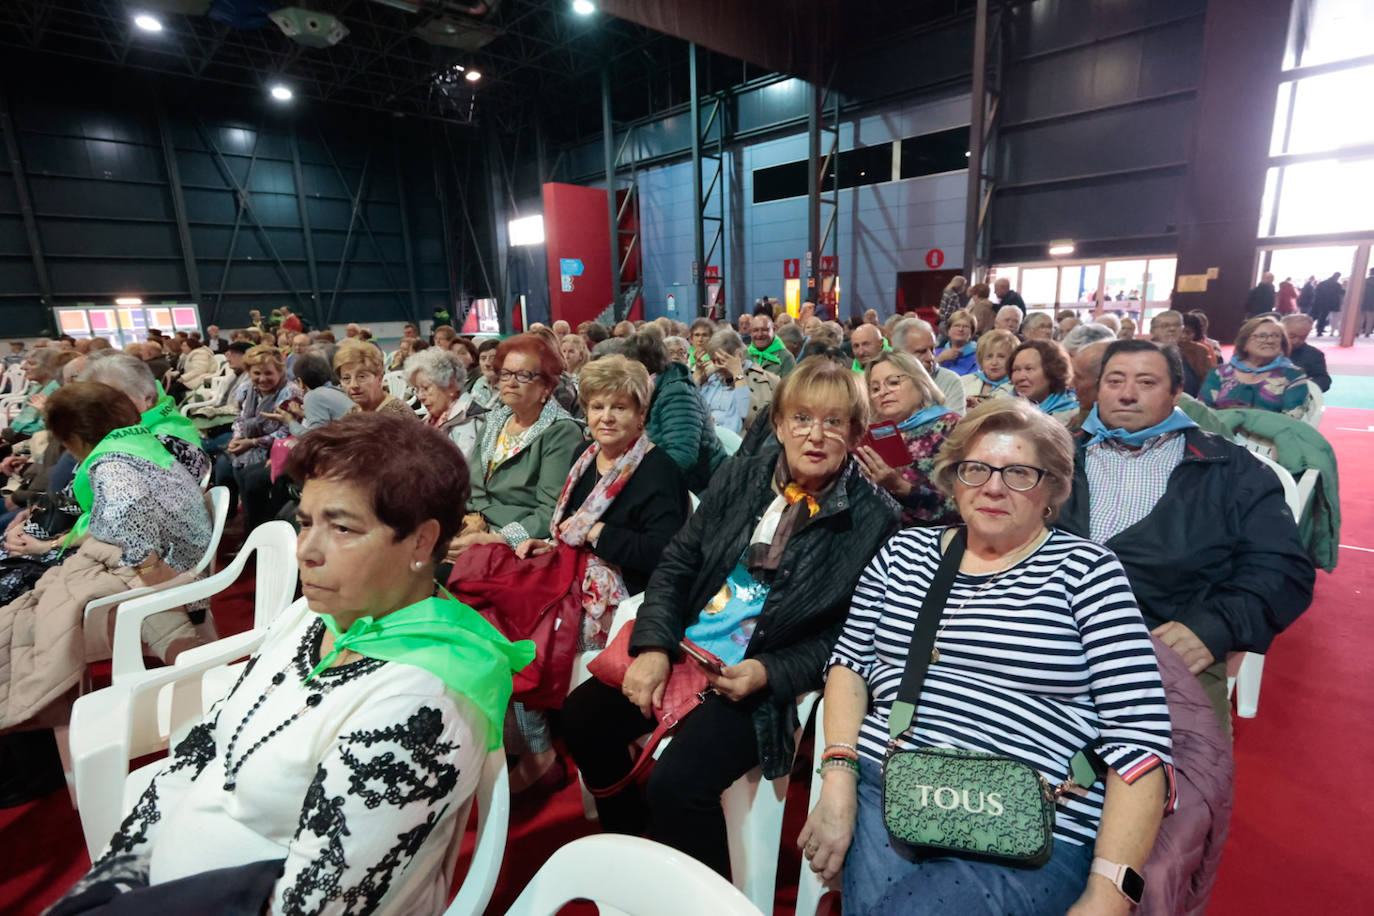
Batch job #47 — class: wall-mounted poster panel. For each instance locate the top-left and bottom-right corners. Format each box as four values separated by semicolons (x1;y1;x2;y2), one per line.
54;303;202;348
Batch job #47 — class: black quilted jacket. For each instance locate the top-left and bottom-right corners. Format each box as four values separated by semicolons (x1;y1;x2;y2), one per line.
629;451;900;778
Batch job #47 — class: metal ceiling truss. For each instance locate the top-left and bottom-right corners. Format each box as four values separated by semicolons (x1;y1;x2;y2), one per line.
0;0;680;135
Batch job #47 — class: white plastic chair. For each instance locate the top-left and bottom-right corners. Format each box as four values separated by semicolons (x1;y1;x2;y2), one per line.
105;519;299;681
81;486;233;668
716;426;743;456
442;748;511;916
505;834;765;916
1225;452;1309;719
571;592;818;913
1299;380;1324;429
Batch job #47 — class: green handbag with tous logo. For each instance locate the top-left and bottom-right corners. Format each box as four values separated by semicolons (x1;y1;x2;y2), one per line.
880;529;1104;868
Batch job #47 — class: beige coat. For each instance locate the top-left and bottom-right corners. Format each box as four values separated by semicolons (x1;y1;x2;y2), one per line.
0;539;138;729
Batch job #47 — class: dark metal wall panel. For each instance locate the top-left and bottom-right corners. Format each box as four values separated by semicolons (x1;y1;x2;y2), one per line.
990;0;1208;261
0;63;463;336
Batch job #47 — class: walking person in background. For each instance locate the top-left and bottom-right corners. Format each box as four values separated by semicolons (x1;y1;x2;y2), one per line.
1245;272;1276;317
1363;268;1374;337
1276;277;1299;315
1297;275;1317;315
1312;272;1343;336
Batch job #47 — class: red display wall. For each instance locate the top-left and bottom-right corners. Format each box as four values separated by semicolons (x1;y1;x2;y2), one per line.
542;183;613;329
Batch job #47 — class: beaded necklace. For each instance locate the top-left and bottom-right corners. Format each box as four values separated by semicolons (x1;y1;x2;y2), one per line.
221;669;322;791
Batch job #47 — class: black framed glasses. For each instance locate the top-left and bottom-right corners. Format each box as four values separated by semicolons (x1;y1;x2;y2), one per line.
497;368;540;384
954;460;1045;491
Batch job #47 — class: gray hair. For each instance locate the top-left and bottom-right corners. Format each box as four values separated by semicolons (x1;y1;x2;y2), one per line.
995;305;1022;325
591;338;630;360
403;346;464;389
27;347;63;373
1022;312;1054;333
707;328;744;356
79;350;157;404
1095;313;1121;333
891;317;935;351
1061;323;1117;354
778;324;804;348
664;335;689;352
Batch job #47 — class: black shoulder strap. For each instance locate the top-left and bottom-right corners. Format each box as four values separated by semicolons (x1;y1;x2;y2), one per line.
887;528;967;741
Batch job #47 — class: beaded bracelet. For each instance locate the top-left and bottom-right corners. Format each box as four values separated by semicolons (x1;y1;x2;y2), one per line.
816;757;859;775
824;742;859;755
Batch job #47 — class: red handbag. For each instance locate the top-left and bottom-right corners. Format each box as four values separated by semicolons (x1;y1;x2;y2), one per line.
585;623;722;797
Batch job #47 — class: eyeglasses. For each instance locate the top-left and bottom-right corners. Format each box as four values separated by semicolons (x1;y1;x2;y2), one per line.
868;375;911;394
954;460;1046;491
1250;332;1284;343
786;412;849;439
497;368;540;384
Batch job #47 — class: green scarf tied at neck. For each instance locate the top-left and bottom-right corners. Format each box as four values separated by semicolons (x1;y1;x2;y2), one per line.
66;424;177;551
747;334;787;368
306;591;536;751
143;382;204;448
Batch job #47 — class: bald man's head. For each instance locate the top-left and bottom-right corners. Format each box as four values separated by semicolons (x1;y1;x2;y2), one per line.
851;324;884;365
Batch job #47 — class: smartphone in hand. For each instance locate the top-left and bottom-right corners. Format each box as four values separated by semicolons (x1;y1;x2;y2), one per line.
679;639;725;676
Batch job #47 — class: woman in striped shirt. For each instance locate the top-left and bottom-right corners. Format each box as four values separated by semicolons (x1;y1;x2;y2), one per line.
799;398;1174;915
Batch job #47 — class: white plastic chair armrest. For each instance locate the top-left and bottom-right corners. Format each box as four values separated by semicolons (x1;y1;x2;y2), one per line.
173;629;265;670
110;574;247;680
83;582;164;660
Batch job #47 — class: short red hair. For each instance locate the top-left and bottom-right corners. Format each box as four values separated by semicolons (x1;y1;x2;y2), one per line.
494;333;562;385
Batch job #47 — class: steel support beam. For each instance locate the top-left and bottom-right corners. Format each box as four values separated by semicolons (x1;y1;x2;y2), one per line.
963;0;989;282
690;45;706;318
0;91;53;310
317;136;408;324
431;141;457;329
806;83;821;311
602;66;620;321
394;139;420;326
289;125;323;329
485;124;511;333
325;148;371;327
1339;243;1369;348
155;98;200;307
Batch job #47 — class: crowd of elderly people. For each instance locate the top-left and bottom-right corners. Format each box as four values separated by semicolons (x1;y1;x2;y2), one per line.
1;292;1325;914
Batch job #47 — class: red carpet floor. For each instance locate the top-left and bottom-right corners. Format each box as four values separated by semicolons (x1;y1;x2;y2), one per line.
4;404;1372;914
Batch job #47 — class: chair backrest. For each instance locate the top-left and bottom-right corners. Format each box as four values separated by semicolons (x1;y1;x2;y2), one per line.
196;486;232;575
505;835;765;916
1246;450;1302;520
107;520;299;679
1299;379;1324;429
442;747;510;916
384;369;411;400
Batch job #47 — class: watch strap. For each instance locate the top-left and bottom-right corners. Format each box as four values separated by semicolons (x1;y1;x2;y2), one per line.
1091;857;1143;905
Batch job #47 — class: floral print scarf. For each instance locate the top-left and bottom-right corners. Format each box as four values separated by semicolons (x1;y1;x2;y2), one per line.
549;433;651;647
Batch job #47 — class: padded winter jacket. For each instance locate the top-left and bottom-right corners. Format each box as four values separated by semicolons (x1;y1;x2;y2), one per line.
1057;427;1314;660
644;361;725;493
629;452;900;779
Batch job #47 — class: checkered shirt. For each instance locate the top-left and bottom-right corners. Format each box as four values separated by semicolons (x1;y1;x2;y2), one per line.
1085;432;1186;544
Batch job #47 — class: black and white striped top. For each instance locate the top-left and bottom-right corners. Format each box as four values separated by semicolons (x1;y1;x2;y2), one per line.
828;526;1175;846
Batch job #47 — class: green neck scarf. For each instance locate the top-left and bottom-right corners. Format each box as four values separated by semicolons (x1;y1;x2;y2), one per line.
68;424;177;546
142;383;203;448
747;334;786;367
306;590;536;750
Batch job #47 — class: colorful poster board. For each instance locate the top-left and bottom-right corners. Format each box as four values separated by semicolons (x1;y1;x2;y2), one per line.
54;303;201;347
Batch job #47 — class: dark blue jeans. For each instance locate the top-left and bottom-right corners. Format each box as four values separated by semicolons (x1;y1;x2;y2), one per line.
843;758;1094;915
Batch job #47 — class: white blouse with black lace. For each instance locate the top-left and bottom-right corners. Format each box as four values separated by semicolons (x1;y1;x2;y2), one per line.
71;604;486;915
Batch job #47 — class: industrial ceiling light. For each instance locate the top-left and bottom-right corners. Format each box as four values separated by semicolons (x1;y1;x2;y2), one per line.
572;0;596;14
464;69;481;82
115;296;143;306
1048;239;1076;256
133;13;163;32
508;215;545;246
269;84;294;102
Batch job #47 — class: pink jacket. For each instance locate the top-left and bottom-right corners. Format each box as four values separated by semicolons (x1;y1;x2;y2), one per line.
1140;636;1234;916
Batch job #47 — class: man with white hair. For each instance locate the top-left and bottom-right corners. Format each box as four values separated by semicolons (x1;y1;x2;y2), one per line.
994;305;1022;335
849;324;885;370
345;323;361;339
1282;313;1330;391
891;317;965;415
1061;324;1117;431
993;277;1026;315
205;324;229;354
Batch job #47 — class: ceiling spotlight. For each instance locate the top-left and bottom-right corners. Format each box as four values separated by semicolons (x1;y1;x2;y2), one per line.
133;13;163;32
464;70;481;82
115;297;143;306
572;0;596;14
269;84;294;102
1048;240;1076;256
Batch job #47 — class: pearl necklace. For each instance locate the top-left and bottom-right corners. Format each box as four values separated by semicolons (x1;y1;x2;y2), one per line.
930;528;1050;664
